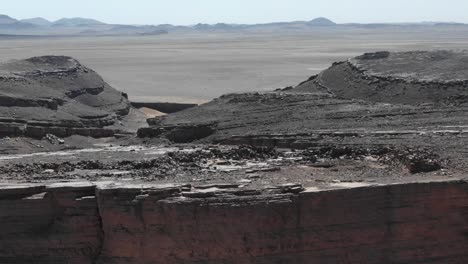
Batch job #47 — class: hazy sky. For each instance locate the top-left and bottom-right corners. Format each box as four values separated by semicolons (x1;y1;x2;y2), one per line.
3;0;468;25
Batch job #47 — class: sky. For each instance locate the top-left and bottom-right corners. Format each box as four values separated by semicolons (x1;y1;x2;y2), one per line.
3;0;468;25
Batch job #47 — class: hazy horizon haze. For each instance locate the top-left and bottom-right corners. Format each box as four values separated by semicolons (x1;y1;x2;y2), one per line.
2;0;468;25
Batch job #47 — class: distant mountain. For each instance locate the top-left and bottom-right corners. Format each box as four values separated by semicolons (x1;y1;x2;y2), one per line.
190;17;337;32
21;17;52;26
434;22;465;26
0;22;36;30
103;25;168;35
0;14;18;24
110;25;139;31
0;15;36;30
309;17;336;26
0;13;467;37
52;17;105;27
193;23;211;30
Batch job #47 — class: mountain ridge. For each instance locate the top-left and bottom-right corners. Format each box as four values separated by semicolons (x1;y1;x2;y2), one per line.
0;14;18;24
52;17;105;27
309;17;336;26
20;17;52;26
1;14;467;36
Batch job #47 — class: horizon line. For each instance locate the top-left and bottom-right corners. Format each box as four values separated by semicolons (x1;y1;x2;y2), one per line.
3;14;466;27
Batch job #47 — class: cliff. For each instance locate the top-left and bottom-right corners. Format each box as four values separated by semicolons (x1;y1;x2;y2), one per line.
0;180;467;263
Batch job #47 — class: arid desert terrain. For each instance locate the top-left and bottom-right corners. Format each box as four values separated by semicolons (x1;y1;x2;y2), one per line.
2;27;468;263
1;30;468;103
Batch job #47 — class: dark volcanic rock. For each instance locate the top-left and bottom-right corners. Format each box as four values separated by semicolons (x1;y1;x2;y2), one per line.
0;56;136;138
295;50;468;105
137;51;468;167
138;121;217;143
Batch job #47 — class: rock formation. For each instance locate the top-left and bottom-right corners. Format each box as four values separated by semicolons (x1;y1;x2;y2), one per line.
295;50;468;105
0;56;138;139
138;51;468;165
1;180;468;263
2;51;468;263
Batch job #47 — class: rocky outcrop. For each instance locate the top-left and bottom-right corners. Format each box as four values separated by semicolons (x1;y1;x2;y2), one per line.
131;102;197;114
295;50;468;105
1;180;468;263
137;51;468;160
138;122;217;143
0;56;136;138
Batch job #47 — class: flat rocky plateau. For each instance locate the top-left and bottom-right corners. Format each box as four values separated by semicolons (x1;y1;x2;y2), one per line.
1;50;468;264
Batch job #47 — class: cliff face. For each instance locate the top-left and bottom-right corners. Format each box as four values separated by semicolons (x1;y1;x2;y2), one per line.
0;183;102;264
1;180;468;264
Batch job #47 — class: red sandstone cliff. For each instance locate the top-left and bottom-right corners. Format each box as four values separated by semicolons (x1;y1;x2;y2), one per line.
0;181;467;263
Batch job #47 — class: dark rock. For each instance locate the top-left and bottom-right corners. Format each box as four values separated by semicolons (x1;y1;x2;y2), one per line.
0;56;137;139
356;51;390;60
138;122;217;143
131;102;197;114
402;152;442;174
45;134;64;145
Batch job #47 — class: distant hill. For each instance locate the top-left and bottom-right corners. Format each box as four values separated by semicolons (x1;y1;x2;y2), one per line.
0;14;467;37
435;22;465;26
21;17;52;26
0;15;36;30
0;14;18;24
190;18;337;32
100;25;169;36
0;23;36;29
52;17;105;27
309;17;336;26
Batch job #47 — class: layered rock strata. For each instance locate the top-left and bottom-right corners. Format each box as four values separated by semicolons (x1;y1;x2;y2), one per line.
2;50;468;264
0;180;468;263
0;56;133;138
138;51;468;159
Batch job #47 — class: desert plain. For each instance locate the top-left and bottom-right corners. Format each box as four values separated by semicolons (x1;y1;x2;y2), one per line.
2;29;468;103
